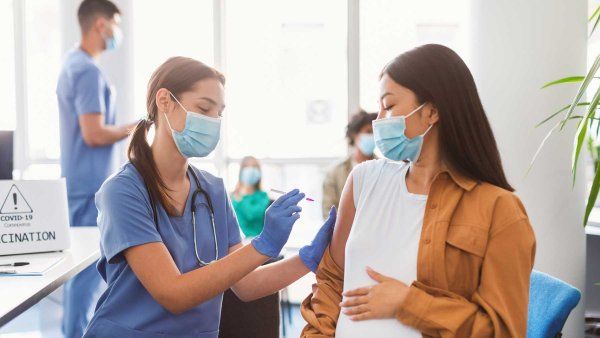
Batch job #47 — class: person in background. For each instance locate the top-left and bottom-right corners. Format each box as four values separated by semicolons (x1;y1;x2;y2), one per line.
55;0;137;336
231;156;271;238
322;110;377;218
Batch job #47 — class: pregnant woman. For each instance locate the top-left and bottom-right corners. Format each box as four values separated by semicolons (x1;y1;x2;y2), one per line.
300;44;536;337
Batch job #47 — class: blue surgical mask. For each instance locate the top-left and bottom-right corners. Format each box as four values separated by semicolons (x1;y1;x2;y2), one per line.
372;102;433;162
164;93;222;158
356;133;375;156
104;25;123;51
240;167;261;186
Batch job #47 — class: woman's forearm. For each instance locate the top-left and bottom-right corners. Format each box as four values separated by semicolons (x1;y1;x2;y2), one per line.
126;242;268;314
232;255;309;301
175;244;270;310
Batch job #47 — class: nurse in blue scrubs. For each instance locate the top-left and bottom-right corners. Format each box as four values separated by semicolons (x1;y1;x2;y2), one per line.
83;56;336;338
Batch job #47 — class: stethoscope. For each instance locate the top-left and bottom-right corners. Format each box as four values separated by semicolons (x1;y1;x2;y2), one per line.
146;165;219;267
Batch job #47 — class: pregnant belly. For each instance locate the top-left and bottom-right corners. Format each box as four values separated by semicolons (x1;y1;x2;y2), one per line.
336;312;421;338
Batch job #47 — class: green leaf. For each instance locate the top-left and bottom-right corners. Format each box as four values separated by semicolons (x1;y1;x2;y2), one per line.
596;114;600;137
569;115;600;120
590;5;600;21
541;76;584;89
593;13;600;36
535;102;590;128
572;118;589;185
587;135;597;164
572;88;600;184
560;54;600;130
527;120;562;176
584;162;600;225
597;112;600;136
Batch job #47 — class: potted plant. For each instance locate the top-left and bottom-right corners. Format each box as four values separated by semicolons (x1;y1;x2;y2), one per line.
532;5;600;226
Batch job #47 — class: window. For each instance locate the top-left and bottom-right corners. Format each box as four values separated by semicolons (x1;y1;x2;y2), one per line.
4;0;470;221
132;0;216;175
223;0;348;246
0;0;16;131
224;0;349;159
24;0;62;160
131;0;214;119
359;0;468;112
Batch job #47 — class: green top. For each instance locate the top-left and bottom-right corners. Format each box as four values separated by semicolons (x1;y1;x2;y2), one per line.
231;190;271;237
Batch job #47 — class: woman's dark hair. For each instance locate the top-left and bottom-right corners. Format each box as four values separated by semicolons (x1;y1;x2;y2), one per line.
381;44;513;191
128;57;225;215
346;109;377;146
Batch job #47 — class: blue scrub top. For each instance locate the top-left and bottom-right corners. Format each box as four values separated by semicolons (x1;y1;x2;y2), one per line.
56;48;117;226
84;163;242;338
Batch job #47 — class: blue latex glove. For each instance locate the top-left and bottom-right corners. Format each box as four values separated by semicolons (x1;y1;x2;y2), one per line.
299;206;337;272
251;189;305;258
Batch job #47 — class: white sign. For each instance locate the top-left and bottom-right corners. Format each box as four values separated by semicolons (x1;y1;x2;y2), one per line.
0;179;71;255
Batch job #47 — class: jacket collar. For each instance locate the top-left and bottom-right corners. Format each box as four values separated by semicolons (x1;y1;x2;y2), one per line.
439;162;478;192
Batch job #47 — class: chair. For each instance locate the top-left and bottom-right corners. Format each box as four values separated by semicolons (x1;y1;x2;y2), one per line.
527;270;581;338
218;289;279;338
218;255;283;338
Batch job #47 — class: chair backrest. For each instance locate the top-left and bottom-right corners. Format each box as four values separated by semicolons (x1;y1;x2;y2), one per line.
527;270;581;338
219;288;280;338
218;256;283;338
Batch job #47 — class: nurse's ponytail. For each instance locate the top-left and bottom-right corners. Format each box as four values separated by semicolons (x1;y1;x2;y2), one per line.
129;118;161;206
128;57;225;216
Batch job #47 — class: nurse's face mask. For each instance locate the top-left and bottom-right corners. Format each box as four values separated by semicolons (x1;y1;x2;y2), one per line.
163;92;222;159
101;17;123;51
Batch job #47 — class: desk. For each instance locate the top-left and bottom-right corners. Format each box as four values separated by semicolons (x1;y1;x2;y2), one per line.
0;226;100;327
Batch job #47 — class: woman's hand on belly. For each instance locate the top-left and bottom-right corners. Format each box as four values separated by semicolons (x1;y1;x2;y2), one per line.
340;267;409;321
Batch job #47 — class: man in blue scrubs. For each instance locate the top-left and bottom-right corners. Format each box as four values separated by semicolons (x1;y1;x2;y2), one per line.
56;0;137;336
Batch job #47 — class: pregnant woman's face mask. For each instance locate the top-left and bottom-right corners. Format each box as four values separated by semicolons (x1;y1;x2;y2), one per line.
372;102;433;162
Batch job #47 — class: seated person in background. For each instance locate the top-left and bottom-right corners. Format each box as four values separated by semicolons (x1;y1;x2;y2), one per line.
231;156;271;238
301;44;536;337
322;110;377;219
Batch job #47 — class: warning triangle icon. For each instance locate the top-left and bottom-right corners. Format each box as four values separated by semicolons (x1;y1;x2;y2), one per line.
0;185;33;214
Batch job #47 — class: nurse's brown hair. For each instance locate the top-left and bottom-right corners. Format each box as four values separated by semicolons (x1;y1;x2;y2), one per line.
128;57;225;215
381;44;514;192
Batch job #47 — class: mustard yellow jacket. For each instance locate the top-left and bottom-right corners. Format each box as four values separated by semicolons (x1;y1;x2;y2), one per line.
301;167;536;337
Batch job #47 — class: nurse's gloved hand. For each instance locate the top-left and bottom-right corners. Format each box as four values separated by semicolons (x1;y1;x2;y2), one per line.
251;189;305;258
299;206;336;272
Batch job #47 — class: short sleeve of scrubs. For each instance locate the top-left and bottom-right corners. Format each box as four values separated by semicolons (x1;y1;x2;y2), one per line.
96;175;162;264
225;194;242;247
74;66;106;116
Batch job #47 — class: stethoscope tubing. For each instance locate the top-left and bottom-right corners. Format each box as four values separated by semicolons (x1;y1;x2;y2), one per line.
143;165;219;267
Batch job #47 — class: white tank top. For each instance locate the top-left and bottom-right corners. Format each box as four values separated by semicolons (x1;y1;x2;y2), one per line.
336;159;425;338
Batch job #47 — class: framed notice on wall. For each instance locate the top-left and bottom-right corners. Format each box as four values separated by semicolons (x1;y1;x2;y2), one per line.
0;179;71;255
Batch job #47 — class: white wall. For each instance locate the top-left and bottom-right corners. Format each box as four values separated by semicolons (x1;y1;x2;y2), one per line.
469;0;588;336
